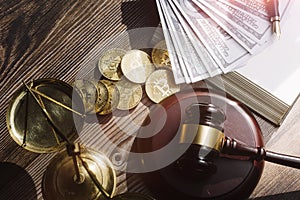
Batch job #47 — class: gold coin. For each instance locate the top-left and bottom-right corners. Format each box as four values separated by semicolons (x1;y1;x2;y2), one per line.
98;48;126;81
73;80;98;114
116;78;143;110
145;69;180;103
98;80;120;115
121;50;155;84
151;40;172;68
94;80;109;113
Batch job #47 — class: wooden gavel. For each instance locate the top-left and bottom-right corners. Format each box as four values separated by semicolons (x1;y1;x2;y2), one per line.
176;103;300;177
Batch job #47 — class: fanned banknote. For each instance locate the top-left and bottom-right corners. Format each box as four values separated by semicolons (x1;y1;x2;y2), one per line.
155;0;294;83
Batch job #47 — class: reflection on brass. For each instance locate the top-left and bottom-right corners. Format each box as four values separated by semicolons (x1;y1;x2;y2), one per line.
78;156;112;198
98;48;126;81
145;69;180;103
95;81;109;113
66;143;83;184
116;78;142;110
42;146;116;200
112;193;156;200
23;81;69;144
121;50;155;84
98;80;120;115
22;87;29;147
73;80;98;114
179;124;225;152
30;87;85;118
6;79;79;153
151;40;171;68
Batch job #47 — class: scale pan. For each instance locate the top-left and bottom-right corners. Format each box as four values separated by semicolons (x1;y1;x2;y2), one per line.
42;146;116;200
6;79;84;153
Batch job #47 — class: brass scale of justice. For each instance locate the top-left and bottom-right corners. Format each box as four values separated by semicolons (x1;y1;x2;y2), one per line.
6;78;300;200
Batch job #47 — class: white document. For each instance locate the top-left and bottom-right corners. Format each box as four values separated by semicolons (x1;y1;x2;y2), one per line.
237;0;300;105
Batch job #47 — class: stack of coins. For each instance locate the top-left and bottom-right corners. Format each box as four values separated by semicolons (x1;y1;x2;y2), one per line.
73;80;99;114
73;40;180;115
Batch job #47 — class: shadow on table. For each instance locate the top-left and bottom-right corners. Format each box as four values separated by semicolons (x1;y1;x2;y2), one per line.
121;0;160;50
250;191;300;200
0;162;37;200
121;0;160;29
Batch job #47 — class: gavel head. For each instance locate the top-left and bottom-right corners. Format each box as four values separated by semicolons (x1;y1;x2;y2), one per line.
175;103;226;178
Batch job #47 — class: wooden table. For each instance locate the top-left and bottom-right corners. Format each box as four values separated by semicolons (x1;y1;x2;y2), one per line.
0;0;299;199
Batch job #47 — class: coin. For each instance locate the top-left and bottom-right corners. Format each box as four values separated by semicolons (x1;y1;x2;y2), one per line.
116;78;143;110
145;69;180;103
94;80;109;113
121;50;155;84
151;40;172;68
98;80;120;115
73;80;98;114
98;48;126;81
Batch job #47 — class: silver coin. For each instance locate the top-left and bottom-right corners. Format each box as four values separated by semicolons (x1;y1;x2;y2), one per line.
145;69;180;103
116;78;143;110
121;50;155;84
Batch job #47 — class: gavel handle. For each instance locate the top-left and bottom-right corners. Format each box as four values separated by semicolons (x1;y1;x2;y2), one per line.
264;150;300;169
222;137;300;169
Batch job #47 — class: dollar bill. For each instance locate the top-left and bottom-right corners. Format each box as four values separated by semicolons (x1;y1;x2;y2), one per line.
171;0;251;72
218;0;269;21
174;0;222;76
156;0;189;84
218;0;294;27
155;0;294;83
193;0;272;44
180;0;262;54
161;0;211;82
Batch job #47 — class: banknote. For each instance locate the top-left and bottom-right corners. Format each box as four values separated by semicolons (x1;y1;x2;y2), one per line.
218;0;269;21
193;0;272;44
154;0;294;83
182;0;263;54
155;0;188;84
174;0;222;76
231;0;294;25
160;0;211;82
170;0;251;72
193;0;294;48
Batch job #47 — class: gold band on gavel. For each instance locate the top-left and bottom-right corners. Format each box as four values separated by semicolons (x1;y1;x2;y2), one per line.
179;124;225;152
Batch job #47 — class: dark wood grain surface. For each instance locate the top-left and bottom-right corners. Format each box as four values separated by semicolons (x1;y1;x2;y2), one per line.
0;0;299;200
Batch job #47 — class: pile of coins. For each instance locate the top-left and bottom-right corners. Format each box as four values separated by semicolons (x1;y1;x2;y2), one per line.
73;40;180;115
